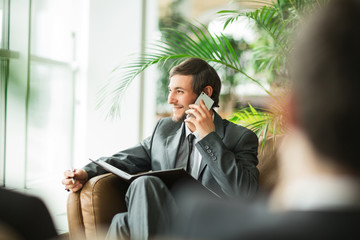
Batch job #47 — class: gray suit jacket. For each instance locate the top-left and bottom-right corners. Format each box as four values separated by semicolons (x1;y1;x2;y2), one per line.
83;111;259;198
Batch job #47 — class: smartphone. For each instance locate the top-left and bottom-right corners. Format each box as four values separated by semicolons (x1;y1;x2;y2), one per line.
187;92;214;119
195;91;214;110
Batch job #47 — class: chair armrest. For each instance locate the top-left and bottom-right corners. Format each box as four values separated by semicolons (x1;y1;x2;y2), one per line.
67;173;129;239
67;191;85;239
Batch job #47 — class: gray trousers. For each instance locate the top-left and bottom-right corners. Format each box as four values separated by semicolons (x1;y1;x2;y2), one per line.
105;176;178;240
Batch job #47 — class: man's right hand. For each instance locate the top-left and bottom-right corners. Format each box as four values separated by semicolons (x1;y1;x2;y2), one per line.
62;169;88;192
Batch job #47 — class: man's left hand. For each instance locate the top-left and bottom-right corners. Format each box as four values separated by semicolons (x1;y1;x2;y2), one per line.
185;100;215;138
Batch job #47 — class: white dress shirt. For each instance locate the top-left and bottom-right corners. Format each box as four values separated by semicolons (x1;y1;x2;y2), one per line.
175;114;214;179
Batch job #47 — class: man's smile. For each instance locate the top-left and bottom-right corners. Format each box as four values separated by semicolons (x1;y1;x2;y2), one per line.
172;105;184;112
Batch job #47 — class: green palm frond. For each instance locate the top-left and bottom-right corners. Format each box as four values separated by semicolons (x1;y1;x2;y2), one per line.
247;6;291;55
217;10;245;30
219;2;305;57
253;44;286;76
97;22;273;118
218;1;323;89
232;0;275;10
289;0;326;15
229;103;286;151
229;104;270;134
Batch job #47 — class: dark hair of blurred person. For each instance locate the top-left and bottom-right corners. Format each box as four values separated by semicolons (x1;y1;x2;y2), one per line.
291;0;360;175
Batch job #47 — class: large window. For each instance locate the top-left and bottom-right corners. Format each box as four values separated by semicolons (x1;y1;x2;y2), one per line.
26;0;81;187
0;0;10;186
3;0;86;233
1;0;157;233
2;0;83;189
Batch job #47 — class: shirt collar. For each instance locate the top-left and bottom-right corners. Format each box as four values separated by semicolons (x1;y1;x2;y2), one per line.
185;126;200;140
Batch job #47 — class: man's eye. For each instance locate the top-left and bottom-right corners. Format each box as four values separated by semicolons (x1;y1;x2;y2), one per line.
177;90;183;94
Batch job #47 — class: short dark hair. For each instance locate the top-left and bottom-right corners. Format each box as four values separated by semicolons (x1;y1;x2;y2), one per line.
169;58;221;108
292;0;360;172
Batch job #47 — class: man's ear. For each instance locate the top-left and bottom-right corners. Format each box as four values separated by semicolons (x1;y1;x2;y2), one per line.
203;86;213;97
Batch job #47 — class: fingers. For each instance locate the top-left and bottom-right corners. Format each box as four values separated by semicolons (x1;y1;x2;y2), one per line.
62;177;75;190
185;100;215;138
62;178;72;185
62;177;83;192
63;168;79;192
186;100;209;119
64;181;83;193
70;185;83;193
64;169;75;178
62;168;88;192
70;182;83;192
73;169;88;182
62;169;74;187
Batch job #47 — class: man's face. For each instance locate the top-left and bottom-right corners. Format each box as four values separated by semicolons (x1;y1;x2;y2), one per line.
168;74;198;122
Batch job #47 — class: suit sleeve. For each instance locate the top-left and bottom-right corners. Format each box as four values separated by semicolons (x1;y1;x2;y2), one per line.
83;120;161;180
196;128;259;198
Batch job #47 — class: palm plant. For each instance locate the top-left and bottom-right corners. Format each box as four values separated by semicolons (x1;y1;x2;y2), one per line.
97;21;274;116
97;0;325;150
222;0;326;148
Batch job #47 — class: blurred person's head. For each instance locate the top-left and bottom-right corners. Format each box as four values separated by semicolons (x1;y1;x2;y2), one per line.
289;0;360;175
168;58;221;122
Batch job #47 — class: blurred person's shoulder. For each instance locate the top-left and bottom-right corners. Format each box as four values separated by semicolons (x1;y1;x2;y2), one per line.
236;209;360;240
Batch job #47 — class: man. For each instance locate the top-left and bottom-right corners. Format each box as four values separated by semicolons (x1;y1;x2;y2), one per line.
168;1;360;239
62;58;259;239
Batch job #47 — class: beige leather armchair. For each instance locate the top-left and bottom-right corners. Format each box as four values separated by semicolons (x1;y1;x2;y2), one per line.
67;140;278;240
67;173;129;240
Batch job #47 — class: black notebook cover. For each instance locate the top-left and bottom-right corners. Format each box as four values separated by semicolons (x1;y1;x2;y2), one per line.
89;158;217;197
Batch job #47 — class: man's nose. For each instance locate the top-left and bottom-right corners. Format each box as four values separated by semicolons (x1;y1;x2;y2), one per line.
168;92;176;104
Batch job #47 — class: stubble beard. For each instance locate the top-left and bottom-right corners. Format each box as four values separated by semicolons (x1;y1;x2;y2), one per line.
172;112;187;122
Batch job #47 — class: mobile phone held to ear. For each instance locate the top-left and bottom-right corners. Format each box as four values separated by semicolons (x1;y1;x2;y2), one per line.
187;92;214;119
195;91;214;110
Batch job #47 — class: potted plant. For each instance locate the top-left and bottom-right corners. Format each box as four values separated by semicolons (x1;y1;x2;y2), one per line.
97;0;326;151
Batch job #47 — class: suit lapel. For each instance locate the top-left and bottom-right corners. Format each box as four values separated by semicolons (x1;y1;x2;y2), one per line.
198;111;224;177
213;111;225;139
166;123;185;168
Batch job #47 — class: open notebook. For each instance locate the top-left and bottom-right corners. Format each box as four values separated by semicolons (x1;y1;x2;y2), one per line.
89;158;218;197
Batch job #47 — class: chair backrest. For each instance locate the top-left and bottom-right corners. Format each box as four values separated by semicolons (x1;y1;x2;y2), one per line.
257;137;279;194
